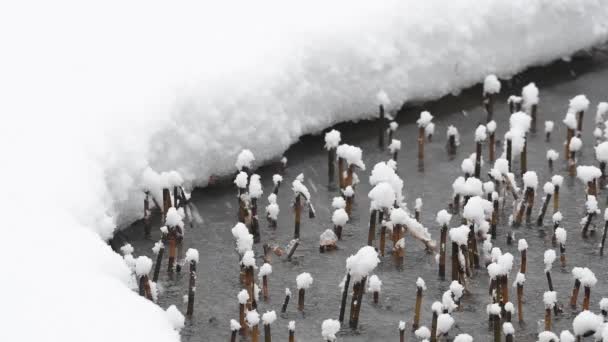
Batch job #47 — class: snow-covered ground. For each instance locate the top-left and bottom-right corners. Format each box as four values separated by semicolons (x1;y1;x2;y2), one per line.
2;0;608;341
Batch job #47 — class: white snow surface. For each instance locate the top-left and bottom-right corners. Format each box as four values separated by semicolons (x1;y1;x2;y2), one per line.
5;1;608;341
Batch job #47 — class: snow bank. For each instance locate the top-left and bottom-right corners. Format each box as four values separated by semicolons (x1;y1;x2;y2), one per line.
4;1;608;341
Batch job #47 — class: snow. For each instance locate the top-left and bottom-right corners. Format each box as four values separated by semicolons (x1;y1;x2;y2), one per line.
320;229;338;246
425;123;435;137
518;239;529;251
235;150;255;171
543;182;555;195
537;331;559;342
266;195;280;220
563;112;578;130
573;311;603;336
552;175;564;187
555;228;567;245
508;96;522;105
596;142;608;162
234;172;248;189
368;275;382;292
342;186;355;198
332;196;346;209
599;298;608;311
415;326;431;339
292;179;311;201
580;268;597;287
447;126;461;146
166;305;185;331
487;303;501;316
569;95;590;113
415;198;423;211
376;90;391;106
262;311;277;325
543;291;557;308
288;321;296;332
461;159;475;175
230;319;241;331
389;122;399;132
545;121;554;133
560;330;575;342
487;120;497;134
285;288;292;297
522;83;539;109
296;272;313;289
246;310;260;327
453;177;467;196
522;171;538;189
569;136;583;152
368;182;397;209
232;223;254;254
120;244;134;256
185;248;199;264
483;75;501;94
586;196;600;214
337;144;365;170
494;158;510;175
399;321;406;331
241;250;256;268
597;102;608;123
463;196;489;224
238;289;250;305
152;241;164;255
483;181;495;195
510;111;532;133
475;125;487;142
436;209;452;226
454;334;473;342
546;149;559;161
321;319;340;341
572;267;585;280
578;166;602;183
450;281;464;300
437;314;455;334
505;302;514;314
513;272;526;286
388;139;402;153
273;174;283;186
248;174;263;199
417;111;434;128
135;256;153;277
259;263;273;278
165;208;183;228
324;130;341;150
544;250;556;271
416;277;427;290
347;246;380;282
390;208;409;225
449;225;470;246
332;209;349;226
7;1;608;341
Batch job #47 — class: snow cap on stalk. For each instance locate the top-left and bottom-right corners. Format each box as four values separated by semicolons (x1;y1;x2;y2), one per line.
586;195;600;214
332;196;346;209
560;330;575;342
368;275;382;292
320;229;338;247
518;239;528;251
120;244;134;256
576;165;601;183
296;272;313;289
321;319;340;341
324;130;341;150
248;174;263;199
246;310;260;327
563;112;578;130
508;95;522;105
288;321;295;332
595;142;608;162
417;111;433;127
494;158;509;175
398;321;405;331
237;289;249;304
436;209;452;226
185;248;199;264
537;331;559;342
446;125;461;146
376;89;390;106
347;246;380;282
241;250;256;268
415;326;431;339
572;310;603;336
487;120;497;134
450;281;464;300
261;311;276;325
368;182;396;209
135;256;153;277
437;314;455;334
513;272;526;286
461;158;474;175
272;174;282;186
510;111;532;133
332;208;348;226
390;207;408;225
522;83;539;110
543;291;557;308
464;178;483;197
234;171;248;189
522;171;538;189
454;334;473;342
388;139;401;154
449;225;470;246
425;122;435;137
545;121;554;133
416;277;426;290
551;175;564;187
569;95;590;113
596;102;608;123
230;319;241;331
291;179;311;201
337;144;365;170
258;263;272;278
235;150;255;171
580;268;597;287
569;136;582;152
452;176;466;196
475;125;487;142
543;250;556;271
165;207;183;228
484;75;501;94
543;182;555;195
555;228;567;245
